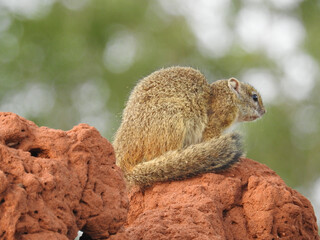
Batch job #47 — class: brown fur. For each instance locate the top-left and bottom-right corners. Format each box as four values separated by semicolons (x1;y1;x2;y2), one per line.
113;67;265;187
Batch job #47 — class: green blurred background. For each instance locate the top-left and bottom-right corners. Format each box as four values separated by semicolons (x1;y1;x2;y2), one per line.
0;0;319;226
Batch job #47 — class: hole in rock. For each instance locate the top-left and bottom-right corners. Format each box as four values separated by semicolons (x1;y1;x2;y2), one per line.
277;231;282;238
80;232;93;240
0;231;6;237
5;139;20;149
0;199;5;204
222;209;228;218
29;148;50;158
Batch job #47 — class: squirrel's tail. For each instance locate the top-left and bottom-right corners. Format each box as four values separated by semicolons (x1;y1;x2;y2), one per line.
126;133;243;187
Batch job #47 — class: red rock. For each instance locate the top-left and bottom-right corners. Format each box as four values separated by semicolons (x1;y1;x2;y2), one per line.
111;158;319;240
0;112;128;240
1;112;318;240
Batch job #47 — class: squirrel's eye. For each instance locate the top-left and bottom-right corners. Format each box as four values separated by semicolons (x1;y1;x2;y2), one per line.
252;94;258;102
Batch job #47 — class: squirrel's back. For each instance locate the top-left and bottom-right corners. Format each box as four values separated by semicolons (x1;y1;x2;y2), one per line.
114;66;265;186
114;67;211;173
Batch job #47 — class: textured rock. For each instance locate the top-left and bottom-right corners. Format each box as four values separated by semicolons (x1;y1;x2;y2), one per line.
0;112;128;240
111;158;319;240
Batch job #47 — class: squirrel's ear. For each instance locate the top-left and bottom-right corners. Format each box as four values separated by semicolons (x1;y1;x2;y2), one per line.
228;78;240;94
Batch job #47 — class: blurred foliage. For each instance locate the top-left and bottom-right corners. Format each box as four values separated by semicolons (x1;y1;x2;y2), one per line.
0;0;319;195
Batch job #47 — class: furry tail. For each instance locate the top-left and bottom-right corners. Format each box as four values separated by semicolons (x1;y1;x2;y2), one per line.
126;133;243;187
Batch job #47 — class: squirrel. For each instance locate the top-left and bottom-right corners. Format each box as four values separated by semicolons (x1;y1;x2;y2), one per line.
113;66;265;187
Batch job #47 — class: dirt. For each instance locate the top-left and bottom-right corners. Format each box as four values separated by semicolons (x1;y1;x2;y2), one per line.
0;112;318;240
111;158;319;240
0;112;128;240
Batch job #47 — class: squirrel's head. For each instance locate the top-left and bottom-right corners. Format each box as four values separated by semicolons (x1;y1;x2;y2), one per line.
227;78;266;122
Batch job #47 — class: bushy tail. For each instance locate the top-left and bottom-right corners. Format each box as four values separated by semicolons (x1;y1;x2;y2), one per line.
126;133;243;187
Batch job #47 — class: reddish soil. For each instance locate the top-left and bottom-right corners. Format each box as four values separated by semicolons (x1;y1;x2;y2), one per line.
0;112;128;240
111;158;319;240
0;112;318;240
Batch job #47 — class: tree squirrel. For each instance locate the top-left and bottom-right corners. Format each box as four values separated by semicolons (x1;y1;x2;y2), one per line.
113;66;265;187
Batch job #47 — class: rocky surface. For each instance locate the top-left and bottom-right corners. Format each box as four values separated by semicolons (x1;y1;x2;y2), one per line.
1;112;318;240
0;112;128;240
111;158;319;240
